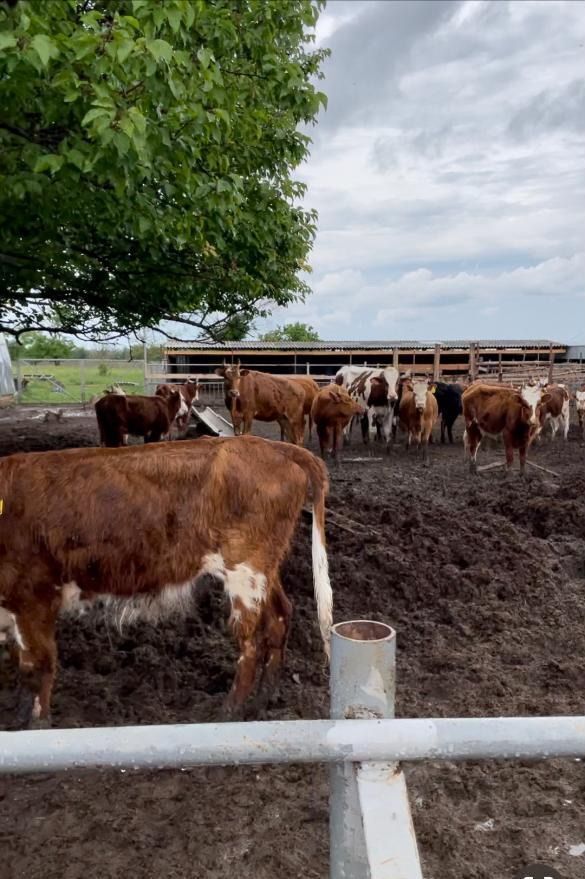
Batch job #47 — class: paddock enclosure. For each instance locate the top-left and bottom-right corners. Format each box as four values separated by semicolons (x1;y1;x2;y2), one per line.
1;406;584;878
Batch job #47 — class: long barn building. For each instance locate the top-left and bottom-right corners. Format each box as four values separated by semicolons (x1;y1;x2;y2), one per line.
162;339;570;384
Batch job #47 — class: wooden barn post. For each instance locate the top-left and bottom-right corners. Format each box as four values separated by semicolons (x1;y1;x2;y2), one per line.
433;344;441;381
548;343;554;385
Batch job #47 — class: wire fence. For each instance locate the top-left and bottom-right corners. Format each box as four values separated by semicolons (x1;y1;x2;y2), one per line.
12;359;146;405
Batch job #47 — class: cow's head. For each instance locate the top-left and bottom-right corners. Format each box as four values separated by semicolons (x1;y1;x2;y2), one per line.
520;382;543;426
184;379;200;404
214;360;249;399
575;390;585;412
412;379;429;411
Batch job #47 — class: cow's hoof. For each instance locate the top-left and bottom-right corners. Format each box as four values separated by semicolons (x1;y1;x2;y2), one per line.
29;716;51;731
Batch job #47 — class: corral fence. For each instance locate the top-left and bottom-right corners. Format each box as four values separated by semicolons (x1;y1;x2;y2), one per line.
12;358;146;406
10;355;585;409
1;619;584;879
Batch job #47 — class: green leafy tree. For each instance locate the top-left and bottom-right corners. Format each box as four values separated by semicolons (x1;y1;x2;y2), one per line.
0;0;328;342
261;321;320;342
9;331;76;359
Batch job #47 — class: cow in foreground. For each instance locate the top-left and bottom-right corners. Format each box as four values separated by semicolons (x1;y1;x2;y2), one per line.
95;391;183;447
576;388;585;439
535;383;569;441
215;362;305;444
335;365;400;445
0;437;332;728
462;383;542;475
156;379;200;434
311;383;364;459
398;378;439;462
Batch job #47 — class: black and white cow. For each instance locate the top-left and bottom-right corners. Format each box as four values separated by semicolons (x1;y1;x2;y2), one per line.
334;365;399;445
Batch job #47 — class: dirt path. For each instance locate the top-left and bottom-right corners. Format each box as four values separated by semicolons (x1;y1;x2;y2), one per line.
1;410;584;878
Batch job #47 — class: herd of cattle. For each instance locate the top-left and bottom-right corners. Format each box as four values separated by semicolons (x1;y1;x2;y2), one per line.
0;361;583;730
95;361;583;473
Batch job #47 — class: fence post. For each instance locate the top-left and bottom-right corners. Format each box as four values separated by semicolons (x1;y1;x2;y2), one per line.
15;357;22;402
433;344;441;381
80;359;85;404
548;343;554;385
329;620;422;879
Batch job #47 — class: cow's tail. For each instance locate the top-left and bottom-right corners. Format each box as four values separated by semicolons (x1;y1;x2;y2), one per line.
287;447;333;658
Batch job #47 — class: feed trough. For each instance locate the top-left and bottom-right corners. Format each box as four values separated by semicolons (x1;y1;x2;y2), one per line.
191;405;234;437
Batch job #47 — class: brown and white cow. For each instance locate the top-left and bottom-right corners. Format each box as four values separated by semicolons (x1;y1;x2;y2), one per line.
462;382;542;475
398;378;439;462
156;379;200;434
534;383;570;441
335;365;400;445
575;388;585;439
311;383;364;459
0;436;332;728
95;391;183;447
215;362;305;445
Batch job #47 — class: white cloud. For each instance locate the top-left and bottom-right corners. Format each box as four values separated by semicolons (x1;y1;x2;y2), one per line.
266;0;585;341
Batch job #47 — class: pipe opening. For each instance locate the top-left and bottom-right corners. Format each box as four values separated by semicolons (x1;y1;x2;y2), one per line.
332;620;394;643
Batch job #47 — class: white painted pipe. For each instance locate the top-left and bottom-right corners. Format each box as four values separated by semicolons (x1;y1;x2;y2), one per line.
1;716;585;775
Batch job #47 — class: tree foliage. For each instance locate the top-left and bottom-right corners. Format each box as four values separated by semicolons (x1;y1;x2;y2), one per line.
0;0;327;342
260;321;320;342
8;331;76;359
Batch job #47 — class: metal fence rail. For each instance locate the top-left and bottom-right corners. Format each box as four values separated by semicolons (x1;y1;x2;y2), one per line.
2;620;583;879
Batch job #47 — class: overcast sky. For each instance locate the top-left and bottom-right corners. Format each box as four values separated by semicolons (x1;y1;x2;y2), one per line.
260;0;585;342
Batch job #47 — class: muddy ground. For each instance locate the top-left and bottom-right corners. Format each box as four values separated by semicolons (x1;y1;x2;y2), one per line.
1;405;584;879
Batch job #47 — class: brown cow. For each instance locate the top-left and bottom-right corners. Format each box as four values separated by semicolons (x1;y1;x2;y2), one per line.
215;362;305;444
462;382;542;474
575;388;585;439
156;379;200;434
398;378;439;462
0;436;332;728
311;383;364;459
535;383;569;441
279;376;320;441
95;391;182;447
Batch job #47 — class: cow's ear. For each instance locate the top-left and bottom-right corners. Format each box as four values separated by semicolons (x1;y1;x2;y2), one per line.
239;368;250;376
214;367;225;377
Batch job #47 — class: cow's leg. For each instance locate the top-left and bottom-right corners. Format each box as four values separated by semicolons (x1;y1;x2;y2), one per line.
440;418;446;444
12;603;59;729
464;423;482;474
502;431;515;474
254;577;293;711
562;409;570;441
223;563;269;717
361;413;369;445
448;419;455;444
331;423;340;462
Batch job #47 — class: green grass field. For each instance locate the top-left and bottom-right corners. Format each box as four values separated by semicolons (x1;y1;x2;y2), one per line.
15;361;145;405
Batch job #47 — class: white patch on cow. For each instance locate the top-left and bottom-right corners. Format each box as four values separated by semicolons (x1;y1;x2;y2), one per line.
31;696;42;720
312;513;333;658
412;380;428;410
98;552;228;631
0;611;26;649
224;564;267;621
61;581;82;610
176;395;189;421
520;383;542;425
200;552;227;580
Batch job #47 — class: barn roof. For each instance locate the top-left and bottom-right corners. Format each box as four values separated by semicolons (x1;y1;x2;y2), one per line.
164;339;565;352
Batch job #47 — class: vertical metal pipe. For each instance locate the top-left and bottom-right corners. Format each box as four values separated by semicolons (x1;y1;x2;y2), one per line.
329;620;396;879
